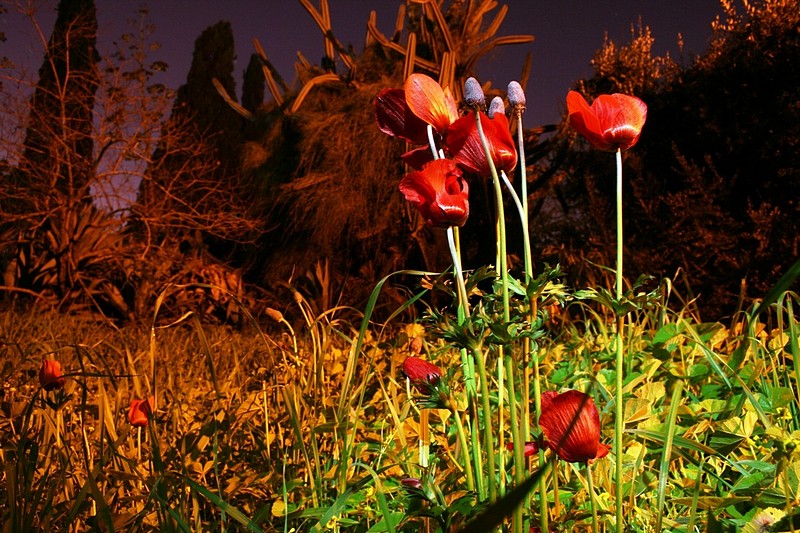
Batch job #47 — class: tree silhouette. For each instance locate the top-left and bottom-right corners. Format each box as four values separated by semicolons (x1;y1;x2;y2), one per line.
17;0;99;205
135;21;255;261
541;0;800;317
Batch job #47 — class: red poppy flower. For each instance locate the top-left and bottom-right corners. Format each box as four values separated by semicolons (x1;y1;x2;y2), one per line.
402;356;442;394
374;73;459;145
567;91;647;151
506;440;539;457
538;390;610;463
401;477;423;490
39;359;66;391
128;398;152;428
399;159;469;228
404;74;460;135
374;88;430;145
445;111;518;176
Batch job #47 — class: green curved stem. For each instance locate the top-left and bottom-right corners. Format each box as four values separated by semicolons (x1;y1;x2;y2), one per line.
587;463;600;533
452;405;476;493
515;110;543;530
470;342;497;502
447;226;470;321
614;148;624;531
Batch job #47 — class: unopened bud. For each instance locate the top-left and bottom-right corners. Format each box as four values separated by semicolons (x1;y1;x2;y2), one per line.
488;96;505;119
507;81;526;111
265;307;284;322
464;77;485;108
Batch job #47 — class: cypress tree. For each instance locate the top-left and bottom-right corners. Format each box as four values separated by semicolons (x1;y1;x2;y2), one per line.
19;0;99;203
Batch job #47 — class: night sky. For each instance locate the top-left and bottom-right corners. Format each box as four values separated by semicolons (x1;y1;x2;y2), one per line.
2;0;723;125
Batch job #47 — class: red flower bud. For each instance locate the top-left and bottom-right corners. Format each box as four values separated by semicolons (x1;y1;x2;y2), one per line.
39;359;66;391
402;356;442;394
128;398;152;428
538;390;610;463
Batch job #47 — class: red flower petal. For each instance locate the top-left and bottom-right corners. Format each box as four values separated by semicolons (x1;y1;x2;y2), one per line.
402;356;442;393
374;88;430;145
540;390;558;413
506;440;539;457
39;359;66;391
404;73;459;135
567;90;647;151
399;159;469;228
446;112;517;176
128;398;152;428
400;145;435;171
538;390;606;463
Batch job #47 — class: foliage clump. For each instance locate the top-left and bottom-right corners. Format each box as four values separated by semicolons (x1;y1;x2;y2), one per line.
538;0;800;317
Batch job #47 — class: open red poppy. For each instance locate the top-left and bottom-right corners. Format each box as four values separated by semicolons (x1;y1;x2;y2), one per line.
399;159;469;228
538;390;610;463
567;91;647;152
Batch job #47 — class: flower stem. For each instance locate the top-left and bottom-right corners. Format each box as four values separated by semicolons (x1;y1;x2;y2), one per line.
514;111;544;529
470;342;497;502
447;226;470;321
452;406;476;493
514;112;532;282
506;350;525;533
586;463;600;533
614;147;625;531
427;124;439;160
474;112;510;323
446;226;480;496
500;170;532;283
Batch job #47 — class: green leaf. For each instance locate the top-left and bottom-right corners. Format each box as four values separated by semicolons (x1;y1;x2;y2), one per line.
459;464;549;532
181;475;263;532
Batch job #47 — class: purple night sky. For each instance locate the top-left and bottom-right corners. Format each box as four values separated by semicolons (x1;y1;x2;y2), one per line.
2;1;723;126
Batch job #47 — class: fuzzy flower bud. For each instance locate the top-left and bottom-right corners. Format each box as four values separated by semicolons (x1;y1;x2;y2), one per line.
488;96;505;119
463;77;485;109
507;81;526;112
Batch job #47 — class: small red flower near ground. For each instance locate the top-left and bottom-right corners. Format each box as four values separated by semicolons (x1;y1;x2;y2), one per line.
402;356;442;394
401;477;423;490
399;159;469;228
39;359;66;391
566;91;647;151
128;398;152;428
538;389;610;463
506;441;539;457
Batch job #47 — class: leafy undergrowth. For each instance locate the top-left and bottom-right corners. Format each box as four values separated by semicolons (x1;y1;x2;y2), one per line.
1;272;799;532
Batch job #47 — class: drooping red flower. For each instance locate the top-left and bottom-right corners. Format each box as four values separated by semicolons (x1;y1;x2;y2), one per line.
399;159;469;228
538;390;610;463
402;356;442;394
566;91;647;151
39;359;66;391
445;111;518;176
128;398;152;428
401;477;423;490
